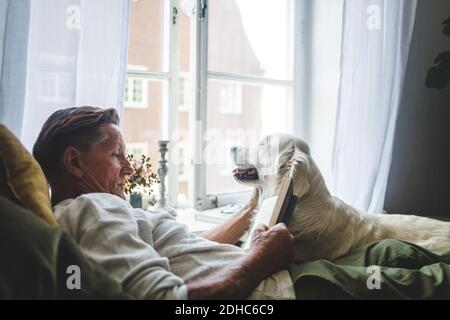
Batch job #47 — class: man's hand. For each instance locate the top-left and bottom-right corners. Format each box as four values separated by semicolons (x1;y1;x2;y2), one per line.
188;222;294;300
248;223;295;276
188;190;296;299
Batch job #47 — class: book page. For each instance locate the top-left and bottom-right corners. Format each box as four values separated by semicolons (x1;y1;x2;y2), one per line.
242;196;278;250
242;177;295;250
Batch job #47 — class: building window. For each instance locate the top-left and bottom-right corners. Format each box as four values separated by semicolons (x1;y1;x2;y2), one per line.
179;74;190;111
39;72;73;103
133;79;142;102
219;82;242;115
177;144;189;181
124;77;148;108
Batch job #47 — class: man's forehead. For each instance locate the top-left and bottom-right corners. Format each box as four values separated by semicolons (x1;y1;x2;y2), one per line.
97;124;125;149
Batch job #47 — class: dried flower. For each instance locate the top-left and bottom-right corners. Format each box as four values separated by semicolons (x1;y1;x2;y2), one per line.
124;153;160;195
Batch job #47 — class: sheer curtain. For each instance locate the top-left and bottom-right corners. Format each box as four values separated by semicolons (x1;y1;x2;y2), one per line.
332;0;417;213
0;0;31;137
0;0;130;149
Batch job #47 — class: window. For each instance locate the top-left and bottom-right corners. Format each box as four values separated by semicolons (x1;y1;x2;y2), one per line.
133;79;142;102
177;144;189;181
122;0;191;208
124;77;148;108
39;72;73;103
123;0;301;210
205;83;292;196
219;82;242;114
37;54;75;104
39;73;58;102
178;74;190;111
201;0;296;208
121;0;168;204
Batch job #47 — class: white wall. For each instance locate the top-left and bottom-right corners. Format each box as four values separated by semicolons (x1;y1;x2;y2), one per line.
385;0;450;217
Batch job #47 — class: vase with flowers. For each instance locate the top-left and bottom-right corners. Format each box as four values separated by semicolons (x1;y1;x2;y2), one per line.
124;153;160;208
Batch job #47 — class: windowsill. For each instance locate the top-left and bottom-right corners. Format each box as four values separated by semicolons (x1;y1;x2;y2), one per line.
174;206;236;234
124;105;148;109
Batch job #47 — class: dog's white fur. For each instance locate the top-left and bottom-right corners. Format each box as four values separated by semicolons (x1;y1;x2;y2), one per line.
232;134;450;261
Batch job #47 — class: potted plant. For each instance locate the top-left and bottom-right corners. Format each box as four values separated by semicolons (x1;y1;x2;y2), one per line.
124;154;160;208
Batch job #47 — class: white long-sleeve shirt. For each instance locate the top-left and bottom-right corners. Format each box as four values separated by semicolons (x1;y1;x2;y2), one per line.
53;193;294;300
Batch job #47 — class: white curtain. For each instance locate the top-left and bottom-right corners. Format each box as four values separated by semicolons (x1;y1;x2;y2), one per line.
0;0;31;137
332;0;417;213
0;0;130;150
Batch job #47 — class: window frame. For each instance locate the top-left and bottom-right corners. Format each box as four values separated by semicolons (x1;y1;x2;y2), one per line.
190;0;309;210
125;0;310;210
218;80;243;115
125;0;180;208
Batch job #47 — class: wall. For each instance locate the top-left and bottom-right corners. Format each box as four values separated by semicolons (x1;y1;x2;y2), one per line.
385;0;450;217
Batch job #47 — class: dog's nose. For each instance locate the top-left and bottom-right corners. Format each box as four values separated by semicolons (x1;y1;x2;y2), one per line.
230;146;238;153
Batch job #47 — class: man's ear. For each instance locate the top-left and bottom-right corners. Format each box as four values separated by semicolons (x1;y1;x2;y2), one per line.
63;147;83;179
289;148;310;198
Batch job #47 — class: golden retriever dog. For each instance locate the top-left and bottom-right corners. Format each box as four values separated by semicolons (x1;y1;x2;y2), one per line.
231;134;450;261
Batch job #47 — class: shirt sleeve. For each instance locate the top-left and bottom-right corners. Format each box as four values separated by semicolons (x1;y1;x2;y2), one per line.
56;194;188;300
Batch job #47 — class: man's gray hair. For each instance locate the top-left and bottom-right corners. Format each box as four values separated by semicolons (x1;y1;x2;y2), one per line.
33;106;120;180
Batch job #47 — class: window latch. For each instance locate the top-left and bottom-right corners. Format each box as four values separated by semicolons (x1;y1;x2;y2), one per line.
172;6;178;25
199;0;207;20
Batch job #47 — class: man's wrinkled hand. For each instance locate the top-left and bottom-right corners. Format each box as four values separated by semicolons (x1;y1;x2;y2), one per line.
249;223;295;276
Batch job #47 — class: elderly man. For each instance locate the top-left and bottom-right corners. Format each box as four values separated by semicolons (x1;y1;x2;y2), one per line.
32;106;295;300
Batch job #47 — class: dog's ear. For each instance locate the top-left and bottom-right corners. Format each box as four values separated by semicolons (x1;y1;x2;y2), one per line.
289;148;310;199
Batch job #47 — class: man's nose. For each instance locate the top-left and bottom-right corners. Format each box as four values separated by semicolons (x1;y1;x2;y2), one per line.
123;158;134;175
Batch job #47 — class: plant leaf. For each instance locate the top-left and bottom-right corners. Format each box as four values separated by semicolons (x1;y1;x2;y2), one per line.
443;16;450;36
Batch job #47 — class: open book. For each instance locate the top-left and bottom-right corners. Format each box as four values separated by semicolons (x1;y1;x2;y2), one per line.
242;176;297;250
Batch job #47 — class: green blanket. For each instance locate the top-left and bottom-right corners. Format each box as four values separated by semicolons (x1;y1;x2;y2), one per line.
0;196;133;299
289;239;450;299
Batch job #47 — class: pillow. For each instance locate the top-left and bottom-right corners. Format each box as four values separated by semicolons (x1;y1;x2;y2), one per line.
0;124;57;225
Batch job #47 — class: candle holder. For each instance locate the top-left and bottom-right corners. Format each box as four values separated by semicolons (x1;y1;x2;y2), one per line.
149;140;177;216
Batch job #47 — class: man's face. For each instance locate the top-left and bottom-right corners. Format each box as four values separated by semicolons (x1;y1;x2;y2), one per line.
78;124;133;199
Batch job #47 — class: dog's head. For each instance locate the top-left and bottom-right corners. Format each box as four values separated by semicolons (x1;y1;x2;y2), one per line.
231;134;311;200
